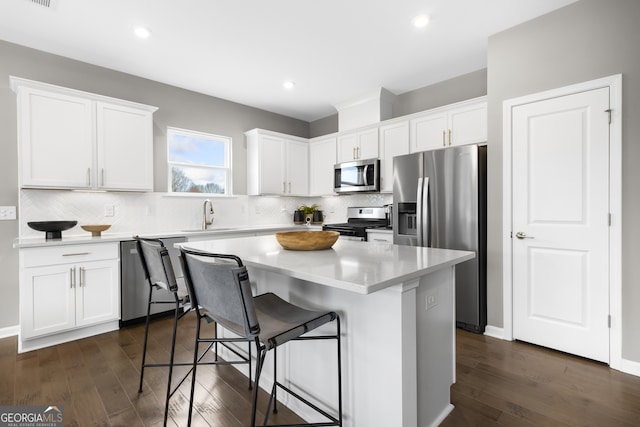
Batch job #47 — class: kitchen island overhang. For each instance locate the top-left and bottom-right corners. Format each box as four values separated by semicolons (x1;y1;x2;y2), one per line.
177;235;474;427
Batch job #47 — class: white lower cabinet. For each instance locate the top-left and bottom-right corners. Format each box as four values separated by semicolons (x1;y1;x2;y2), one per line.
19;243;120;350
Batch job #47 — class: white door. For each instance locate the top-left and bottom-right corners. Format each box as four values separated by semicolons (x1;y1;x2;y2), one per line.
512;87;610;363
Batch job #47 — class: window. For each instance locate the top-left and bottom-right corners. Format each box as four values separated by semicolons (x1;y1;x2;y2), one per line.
167;127;231;195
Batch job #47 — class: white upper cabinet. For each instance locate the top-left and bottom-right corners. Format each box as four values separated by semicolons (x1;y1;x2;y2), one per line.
96;102;154;191
410;98;486;152
246;129;309;196
410;112;449;152
16;87;95;188
337;127;379;162
309;136;337;196
11;77;157;191
379;121;409;193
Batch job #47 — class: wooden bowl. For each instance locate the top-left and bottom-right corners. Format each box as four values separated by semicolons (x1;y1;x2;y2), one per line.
275;230;339;251
81;224;111;237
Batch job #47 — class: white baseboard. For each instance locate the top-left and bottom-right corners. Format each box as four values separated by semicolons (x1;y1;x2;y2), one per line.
619;358;640;377
0;325;19;339
483;325;505;340
481;325;640;378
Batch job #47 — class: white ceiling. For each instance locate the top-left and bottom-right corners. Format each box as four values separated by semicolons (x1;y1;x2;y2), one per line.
0;0;577;122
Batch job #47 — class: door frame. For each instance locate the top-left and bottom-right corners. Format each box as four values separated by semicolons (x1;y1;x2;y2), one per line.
502;74;622;369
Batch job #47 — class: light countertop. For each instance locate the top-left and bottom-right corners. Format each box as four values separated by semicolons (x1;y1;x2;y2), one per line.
179;234;475;294
13;224;317;248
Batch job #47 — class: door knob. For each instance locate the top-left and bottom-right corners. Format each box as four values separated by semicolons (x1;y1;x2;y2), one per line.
515;231;534;239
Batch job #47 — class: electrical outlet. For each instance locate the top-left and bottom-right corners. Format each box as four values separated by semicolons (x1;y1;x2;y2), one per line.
426;293;438;310
104;204;115;217
0;206;17;220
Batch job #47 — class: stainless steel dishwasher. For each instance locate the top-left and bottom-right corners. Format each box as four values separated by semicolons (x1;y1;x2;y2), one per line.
119;236;186;327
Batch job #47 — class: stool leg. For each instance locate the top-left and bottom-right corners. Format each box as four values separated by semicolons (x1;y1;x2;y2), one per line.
138;287;154;393
273;347;278;414
251;342;266;427
163;299;180;426
262;347;278;425
337;316;343;426
248;340;253;390
187;316;203;427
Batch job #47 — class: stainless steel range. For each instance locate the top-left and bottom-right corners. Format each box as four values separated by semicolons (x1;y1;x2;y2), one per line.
322;206;388;241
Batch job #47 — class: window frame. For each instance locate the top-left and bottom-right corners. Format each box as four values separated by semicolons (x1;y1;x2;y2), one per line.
167;126;232;196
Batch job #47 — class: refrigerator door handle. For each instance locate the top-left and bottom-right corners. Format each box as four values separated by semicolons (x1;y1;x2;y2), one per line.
423;177;430;246
416;177;424;246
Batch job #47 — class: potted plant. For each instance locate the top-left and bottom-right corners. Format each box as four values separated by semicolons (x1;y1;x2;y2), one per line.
298;204;320;224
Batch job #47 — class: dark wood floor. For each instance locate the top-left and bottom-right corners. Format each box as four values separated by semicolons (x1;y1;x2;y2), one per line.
443;330;640;426
1;314;640;426
0;312;304;426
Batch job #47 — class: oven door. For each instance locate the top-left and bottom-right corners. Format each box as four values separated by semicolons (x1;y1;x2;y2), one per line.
338;234;365;242
323;225;366;241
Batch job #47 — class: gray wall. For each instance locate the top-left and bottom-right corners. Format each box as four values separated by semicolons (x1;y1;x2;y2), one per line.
486;0;640;361
0;40;309;329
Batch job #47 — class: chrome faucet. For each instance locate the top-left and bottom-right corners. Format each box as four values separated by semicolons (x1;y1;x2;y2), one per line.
202;199;214;229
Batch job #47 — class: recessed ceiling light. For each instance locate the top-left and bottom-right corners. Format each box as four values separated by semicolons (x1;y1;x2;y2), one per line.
412;14;430;28
134;26;151;38
283;81;296;90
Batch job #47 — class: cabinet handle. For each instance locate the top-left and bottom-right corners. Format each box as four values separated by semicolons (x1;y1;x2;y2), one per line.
87;168;91;187
62;252;90;257
101;168;105;187
282;182;286;193
357;146;360;159
353;147;356;159
79;267;85;287
442;130;446;146
448;129;452;146
70;267;75;288
288;182;291;193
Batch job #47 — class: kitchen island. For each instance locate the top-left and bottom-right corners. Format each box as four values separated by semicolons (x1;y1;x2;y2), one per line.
179;234;474;427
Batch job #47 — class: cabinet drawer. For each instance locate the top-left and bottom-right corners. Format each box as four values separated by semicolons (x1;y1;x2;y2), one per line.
366;231;394;243
21;243;119;268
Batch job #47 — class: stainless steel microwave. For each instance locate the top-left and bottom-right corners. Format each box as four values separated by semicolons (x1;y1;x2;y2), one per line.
333;158;380;193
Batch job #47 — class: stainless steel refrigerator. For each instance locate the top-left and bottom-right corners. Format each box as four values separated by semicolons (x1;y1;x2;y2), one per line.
393;144;487;333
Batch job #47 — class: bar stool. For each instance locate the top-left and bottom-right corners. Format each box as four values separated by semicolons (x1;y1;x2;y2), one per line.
134;237;252;426
180;247;343;427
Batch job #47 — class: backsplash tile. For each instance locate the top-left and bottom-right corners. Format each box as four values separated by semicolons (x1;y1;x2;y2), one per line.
19;189;391;238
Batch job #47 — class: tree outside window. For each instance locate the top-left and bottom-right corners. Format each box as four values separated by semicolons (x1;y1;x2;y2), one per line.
167;127;231;195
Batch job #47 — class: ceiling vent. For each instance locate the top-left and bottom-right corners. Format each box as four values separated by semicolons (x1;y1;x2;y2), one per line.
30;0;55;8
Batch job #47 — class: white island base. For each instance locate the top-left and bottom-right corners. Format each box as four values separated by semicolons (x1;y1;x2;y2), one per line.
180;235;474;427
